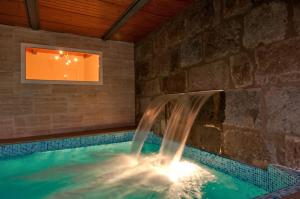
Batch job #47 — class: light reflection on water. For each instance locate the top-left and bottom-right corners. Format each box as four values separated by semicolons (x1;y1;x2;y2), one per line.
26;154;215;199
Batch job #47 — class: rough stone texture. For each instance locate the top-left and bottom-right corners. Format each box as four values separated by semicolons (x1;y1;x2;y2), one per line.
137;97;151;117
135;39;152;61
223;0;252;18
139;79;161;97
195;92;225;123
265;86;300;135
180;34;203;67
188;60;230;91
225;89;263;130
0;24;135;139
152;50;171;77
230;52;254;88
204;19;242;61
223;126;270;168
294;1;300;35
185;0;220;35
285;135;300;169
243;1;288;48
135;60;151;81
255;37;300;85
188;123;222;154
162;72;186;94
166;15;186;47
135;0;300;168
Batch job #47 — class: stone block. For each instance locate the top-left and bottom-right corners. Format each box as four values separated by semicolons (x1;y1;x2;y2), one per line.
152;26;167;52
223;126;270;168
140;79;161;97
152;50;171;77
255;37;300;85
0;25;14;38
162;72;186;94
188;123;222;154
53;114;83;128
135;59;151;81
225;89;263;129
223;0;252;18
196;92;225;123
0;72;14;92
188;60;230;91
180;34;203;68
103;58;134;78
294;2;300;35
265;86;300;135
170;46;181;72
105;41;134;61
137;97;151;116
33;97;67;114
185;0;220;34
166;15;186;46
204;19;242;61
13;83;52;97
0;118;15;139
0;97;33;116
230;52;254;88
285;135;300;169
13;28;56;46
15;115;51;128
135;38;153;61
243;1;287;48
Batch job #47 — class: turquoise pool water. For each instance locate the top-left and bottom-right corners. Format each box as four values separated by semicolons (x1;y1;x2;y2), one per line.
0;141;267;199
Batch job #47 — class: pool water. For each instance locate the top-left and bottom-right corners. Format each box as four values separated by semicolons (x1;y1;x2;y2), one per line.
0;142;267;199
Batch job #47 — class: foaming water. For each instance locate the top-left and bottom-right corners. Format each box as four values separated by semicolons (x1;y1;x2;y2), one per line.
38;154;215;199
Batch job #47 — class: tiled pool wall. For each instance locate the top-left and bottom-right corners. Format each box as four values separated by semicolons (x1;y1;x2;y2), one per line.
0;131;299;199
0;131;134;159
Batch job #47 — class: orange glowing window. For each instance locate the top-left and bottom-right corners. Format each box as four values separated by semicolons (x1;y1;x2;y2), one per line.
21;43;102;85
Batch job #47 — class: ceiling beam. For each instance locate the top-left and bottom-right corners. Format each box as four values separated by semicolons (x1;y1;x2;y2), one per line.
24;0;40;30
102;0;149;40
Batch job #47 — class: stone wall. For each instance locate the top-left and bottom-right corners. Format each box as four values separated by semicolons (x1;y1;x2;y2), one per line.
0;24;135;139
135;0;300;169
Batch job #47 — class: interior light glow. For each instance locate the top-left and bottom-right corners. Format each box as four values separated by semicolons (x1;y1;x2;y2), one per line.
59;50;63;55
74;57;78;62
54;55;59;60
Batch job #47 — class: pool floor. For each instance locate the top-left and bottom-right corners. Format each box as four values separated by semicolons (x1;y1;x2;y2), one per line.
0;142;267;199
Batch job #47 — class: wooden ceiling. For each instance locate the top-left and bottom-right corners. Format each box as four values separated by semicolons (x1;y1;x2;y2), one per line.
0;0;192;42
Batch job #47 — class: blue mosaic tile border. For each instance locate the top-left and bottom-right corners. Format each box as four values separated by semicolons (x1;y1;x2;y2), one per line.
144;133;300;198
0;131;299;199
0;131;134;159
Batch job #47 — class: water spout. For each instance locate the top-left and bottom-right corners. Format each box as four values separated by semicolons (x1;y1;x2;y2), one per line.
131;90;222;164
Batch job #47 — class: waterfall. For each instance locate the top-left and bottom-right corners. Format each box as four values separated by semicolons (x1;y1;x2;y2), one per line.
131;90;220;164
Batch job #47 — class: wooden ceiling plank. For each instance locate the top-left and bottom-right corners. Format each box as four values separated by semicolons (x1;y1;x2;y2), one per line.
102;0;150;40
40;0;129;20
24;0;40;30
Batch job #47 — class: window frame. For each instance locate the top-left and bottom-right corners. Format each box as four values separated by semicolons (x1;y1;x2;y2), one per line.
21;43;103;85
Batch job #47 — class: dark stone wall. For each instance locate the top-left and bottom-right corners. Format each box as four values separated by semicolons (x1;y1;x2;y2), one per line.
135;0;300;169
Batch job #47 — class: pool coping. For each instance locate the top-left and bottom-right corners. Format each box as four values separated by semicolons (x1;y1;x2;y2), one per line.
0;130;299;199
0;125;136;144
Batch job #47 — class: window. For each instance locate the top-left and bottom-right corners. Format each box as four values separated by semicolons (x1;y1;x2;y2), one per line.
21;43;103;85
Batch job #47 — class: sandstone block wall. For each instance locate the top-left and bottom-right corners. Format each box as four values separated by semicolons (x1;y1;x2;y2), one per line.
0;24;135;139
